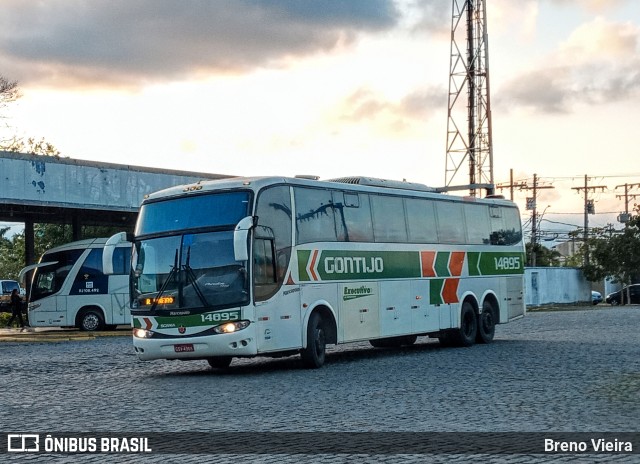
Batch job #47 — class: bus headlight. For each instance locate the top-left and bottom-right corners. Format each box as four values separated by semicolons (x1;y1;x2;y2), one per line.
28;303;40;311
213;320;250;334
133;328;153;339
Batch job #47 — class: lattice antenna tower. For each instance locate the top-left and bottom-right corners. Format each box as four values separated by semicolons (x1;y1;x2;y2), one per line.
444;0;494;196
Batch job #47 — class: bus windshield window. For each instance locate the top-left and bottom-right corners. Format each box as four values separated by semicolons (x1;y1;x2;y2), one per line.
132;231;249;311
136;191;251;236
30;249;84;301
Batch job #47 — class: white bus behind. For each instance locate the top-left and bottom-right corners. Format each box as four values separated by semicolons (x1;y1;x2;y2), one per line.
24;238;132;331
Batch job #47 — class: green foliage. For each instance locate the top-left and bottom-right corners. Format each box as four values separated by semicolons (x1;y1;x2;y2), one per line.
525;242;562;267
1;75;61;156
5;136;62;157
583;213;640;286
0;227;24;280
0;224;127;280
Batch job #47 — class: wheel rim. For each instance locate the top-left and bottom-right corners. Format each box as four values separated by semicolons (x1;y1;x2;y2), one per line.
462;311;475;338
481;311;494;334
83;313;99;331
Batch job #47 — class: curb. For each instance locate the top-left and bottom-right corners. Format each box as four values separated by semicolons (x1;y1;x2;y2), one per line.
0;328;130;343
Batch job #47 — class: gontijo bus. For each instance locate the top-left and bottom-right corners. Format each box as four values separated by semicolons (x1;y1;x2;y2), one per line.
103;176;524;368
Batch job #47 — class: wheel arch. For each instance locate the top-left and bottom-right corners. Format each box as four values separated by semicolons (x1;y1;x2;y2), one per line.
459;292;480;318
302;302;337;347
481;291;500;317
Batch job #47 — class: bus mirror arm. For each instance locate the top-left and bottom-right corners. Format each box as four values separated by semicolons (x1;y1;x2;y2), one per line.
234;216;255;262
103;232;132;275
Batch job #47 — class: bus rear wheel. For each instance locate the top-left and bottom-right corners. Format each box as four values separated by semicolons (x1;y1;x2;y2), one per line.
207;357;232;369
301;311;326;368
449;301;477;347
78;309;105;331
476;301;496;344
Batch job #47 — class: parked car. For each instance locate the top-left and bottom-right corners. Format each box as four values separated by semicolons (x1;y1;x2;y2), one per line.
605;284;640;305
0;279;23;311
591;290;603;305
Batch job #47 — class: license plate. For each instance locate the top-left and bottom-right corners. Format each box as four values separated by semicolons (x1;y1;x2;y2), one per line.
174;343;195;353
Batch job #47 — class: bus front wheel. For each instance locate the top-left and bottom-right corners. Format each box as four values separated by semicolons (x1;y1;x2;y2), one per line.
78;309;105;331
301;312;326;368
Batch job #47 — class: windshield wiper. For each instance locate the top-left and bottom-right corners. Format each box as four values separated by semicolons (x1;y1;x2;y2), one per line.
150;249;179;313
182;246;210;307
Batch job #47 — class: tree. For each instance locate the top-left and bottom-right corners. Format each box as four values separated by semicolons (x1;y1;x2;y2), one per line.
525;242;562;267
0;75;61;155
583;209;640;302
0;224;129;281
1;76;20;147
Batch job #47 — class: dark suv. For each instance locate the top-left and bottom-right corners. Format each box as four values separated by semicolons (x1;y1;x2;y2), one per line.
605;284;640;305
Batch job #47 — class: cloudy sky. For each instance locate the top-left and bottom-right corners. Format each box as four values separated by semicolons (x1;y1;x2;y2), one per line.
1;0;639;240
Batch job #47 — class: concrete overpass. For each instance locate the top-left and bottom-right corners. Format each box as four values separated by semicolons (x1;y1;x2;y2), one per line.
0;150;230;266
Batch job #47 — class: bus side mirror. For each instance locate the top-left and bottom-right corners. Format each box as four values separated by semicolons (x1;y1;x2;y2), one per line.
234;216;255;262
103;232;130;275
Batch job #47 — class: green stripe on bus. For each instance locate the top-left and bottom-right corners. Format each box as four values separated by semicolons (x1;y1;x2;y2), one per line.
467;252;481;276
434;252;451;277
297;250;312;281
430;279;444;305
467;251;525;275
298;250;421;281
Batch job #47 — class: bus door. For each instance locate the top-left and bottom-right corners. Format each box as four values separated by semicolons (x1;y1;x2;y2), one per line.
254;225;301;353
109;274;129;325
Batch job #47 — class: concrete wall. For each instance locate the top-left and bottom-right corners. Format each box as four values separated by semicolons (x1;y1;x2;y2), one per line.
0;151;227;212
525;267;591;306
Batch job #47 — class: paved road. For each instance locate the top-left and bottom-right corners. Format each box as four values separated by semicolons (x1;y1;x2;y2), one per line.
1;306;639;463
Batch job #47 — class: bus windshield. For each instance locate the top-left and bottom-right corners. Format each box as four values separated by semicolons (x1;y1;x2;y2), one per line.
30;249;84;301
132;231;249;312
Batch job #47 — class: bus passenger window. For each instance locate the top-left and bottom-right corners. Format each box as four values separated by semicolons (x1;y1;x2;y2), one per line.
435;201;465;244
405;198;438;243
333;191;373;242
371;195;407;243
294;187;338;244
464;204;491;244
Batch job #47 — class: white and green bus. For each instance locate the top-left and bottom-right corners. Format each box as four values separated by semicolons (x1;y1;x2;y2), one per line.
104;176;524;368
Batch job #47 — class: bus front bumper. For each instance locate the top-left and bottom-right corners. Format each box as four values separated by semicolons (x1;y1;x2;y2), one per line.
132;325;257;361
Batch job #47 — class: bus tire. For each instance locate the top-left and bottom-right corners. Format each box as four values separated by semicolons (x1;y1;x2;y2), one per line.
476;301;496;344
78;308;105;331
449;301;477;347
207;357;232;369
301;311;326;368
438;332;454;347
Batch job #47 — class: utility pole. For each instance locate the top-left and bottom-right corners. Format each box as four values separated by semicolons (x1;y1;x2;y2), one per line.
571;175;607;267
495;168;528;201
615;183;640;225
497;172;554;265
525;174;554;266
